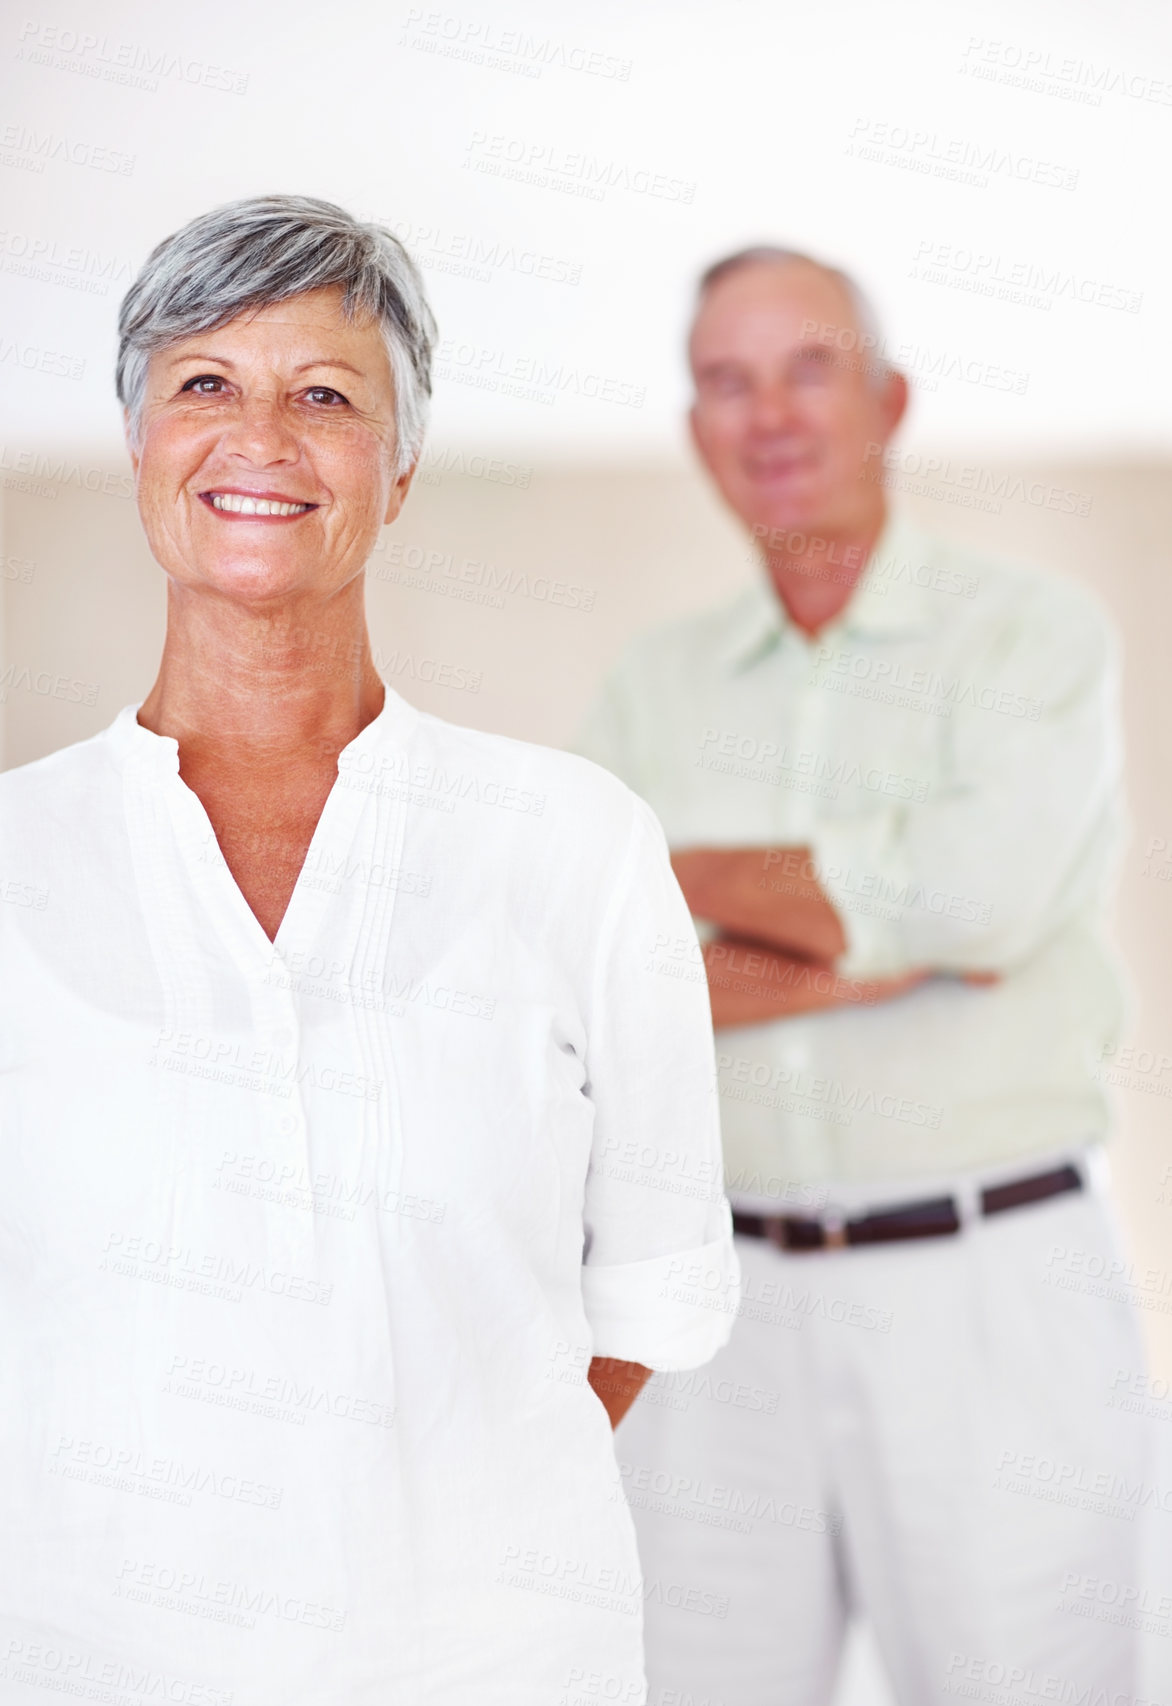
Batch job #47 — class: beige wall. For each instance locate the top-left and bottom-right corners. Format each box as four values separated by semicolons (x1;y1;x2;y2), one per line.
4;454;1171;1371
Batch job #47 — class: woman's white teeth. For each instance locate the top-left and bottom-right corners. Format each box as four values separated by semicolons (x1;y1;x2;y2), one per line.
209;494;312;516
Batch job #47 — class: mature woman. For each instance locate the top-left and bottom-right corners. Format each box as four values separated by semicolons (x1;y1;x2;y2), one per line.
0;198;738;1704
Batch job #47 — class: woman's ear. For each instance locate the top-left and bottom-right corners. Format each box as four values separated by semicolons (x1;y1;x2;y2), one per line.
383;459;417;527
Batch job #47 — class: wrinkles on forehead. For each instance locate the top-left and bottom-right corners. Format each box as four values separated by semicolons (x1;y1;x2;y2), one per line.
689;261;863;379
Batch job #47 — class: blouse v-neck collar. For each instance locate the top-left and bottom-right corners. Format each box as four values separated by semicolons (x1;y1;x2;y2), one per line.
105;681;418;967
104;680;417;775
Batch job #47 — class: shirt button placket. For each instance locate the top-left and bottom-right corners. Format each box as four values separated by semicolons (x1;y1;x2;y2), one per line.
773;640;827;1133
258;947;316;1273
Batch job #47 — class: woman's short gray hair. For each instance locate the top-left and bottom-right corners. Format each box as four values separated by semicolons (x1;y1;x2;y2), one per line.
116;195;437;474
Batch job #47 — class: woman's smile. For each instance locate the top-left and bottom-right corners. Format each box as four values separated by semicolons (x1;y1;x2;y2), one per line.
197;487;320;520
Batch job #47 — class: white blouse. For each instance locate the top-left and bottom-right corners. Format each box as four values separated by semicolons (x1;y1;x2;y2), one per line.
0;684;738;1705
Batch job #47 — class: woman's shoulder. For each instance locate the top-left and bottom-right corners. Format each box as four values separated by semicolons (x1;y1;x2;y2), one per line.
401;705;650;842
0;723;121;814
0;726;126;908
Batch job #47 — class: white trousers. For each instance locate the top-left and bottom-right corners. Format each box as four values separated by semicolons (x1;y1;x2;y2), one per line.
617;1155;1158;1706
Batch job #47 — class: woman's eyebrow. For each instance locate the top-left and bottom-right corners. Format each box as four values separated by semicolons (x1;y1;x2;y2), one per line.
162;354;368;377
165;350;235;368
292;359;366;377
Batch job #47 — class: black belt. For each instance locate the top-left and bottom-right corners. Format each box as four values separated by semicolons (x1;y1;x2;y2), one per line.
732;1163;1083;1253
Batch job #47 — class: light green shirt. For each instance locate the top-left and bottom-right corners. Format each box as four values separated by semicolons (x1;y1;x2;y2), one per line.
571;508;1127;1197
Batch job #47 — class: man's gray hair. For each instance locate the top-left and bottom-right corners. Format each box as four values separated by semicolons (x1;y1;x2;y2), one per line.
695;245;890;388
116;195;437;474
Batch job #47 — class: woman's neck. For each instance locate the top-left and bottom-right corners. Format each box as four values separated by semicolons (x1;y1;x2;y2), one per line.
136;581;385;766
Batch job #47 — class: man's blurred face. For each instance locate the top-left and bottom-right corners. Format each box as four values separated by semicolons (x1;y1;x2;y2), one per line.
688;260;906;541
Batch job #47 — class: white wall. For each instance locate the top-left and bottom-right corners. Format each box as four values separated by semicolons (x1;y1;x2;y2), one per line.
1;0;1169;464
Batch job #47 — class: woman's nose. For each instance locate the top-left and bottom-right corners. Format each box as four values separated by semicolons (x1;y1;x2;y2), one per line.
221;393;300;464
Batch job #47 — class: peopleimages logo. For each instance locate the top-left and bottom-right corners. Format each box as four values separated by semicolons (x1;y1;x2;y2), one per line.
15;20;249;94
48;1433;284;1511
944;1650;1160;1704
0;441;134;496
910;240;1142;314
398;10;633;82
113;1558;346;1632
865;442;1093;517
799;316;1029;395
0;122;135;176
846;118;1079;191
0;1643;233;1706
811;643;1044;721
433;337;646;409
696;727;931;801
464;131;696;204
958;36;1172;108
0;337;85;379
380;217;583;287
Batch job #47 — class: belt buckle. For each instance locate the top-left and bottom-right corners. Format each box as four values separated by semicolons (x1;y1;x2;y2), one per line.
822;1216;848;1251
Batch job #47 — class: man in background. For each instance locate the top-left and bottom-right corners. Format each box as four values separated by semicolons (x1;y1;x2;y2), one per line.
573;247;1151;1705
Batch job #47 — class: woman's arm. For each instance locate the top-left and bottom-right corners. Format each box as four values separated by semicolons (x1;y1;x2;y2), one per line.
588;1356;652;1428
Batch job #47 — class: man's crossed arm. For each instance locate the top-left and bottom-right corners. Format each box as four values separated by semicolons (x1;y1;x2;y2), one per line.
671;845;847;963
671;845;993;1028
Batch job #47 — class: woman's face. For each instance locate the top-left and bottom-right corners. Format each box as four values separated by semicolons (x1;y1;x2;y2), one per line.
128;286;412;607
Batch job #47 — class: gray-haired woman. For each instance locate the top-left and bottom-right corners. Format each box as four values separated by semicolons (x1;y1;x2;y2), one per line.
0;196;738;1702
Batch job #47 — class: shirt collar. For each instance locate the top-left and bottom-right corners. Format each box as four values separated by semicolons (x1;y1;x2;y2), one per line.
103;678;416;773
711;576;784;674
838;508;940;640
716;506;939;673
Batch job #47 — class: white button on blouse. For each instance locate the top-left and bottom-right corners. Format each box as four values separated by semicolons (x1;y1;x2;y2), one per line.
0;683;738;1705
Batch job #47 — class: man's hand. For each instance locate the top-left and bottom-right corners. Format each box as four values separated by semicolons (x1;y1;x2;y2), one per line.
671;846;846;963
587;1356;652;1428
702;935;930;1029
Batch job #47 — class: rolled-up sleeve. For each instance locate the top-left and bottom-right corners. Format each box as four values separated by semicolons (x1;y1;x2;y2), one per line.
807;581;1125;980
579;791;740;1371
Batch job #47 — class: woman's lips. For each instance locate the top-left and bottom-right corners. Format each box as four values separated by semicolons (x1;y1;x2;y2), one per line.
199;490;319;519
